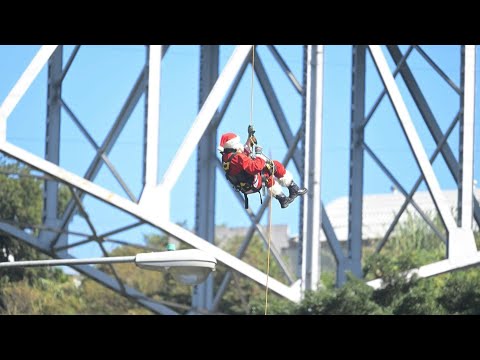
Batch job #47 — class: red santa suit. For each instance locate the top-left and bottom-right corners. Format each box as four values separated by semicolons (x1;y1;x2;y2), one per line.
218;133;290;196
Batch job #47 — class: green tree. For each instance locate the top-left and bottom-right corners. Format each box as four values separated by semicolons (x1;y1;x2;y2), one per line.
381;211;446;265
0;159;81;314
0;161;43;283
294;274;386;315
0;276;85;315
392;278;445;315
78;276;152;315
0;160;71;283
437;269;480;315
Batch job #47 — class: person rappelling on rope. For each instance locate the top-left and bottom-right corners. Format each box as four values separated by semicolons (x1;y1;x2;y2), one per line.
218;126;307;209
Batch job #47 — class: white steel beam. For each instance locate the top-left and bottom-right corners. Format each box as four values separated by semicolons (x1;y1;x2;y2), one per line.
460;45;476;230
445;45;479;260
301;45;323;292
143;45;162;188
0;141;300;302
160;45;253;192
369;45;457;232
0;45;58;143
367;251;480;290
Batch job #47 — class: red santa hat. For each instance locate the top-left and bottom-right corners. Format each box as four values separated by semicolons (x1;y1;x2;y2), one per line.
218;132;242;152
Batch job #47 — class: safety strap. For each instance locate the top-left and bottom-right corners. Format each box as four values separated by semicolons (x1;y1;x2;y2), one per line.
244;192;263;209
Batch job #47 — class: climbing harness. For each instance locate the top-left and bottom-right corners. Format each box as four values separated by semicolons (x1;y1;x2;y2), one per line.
222;149;263;209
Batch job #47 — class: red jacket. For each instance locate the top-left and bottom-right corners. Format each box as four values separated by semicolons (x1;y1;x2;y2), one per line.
222;151;266;192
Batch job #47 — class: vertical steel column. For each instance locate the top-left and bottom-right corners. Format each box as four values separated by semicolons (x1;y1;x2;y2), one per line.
40;46;66;250
300;45;323;292
143;45;162;190
298;46;307;284
458;45;476;230
347;45;367;279
192;45;219;312
447;45;479;259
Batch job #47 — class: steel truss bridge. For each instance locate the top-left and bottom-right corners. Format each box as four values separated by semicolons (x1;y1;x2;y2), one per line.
0;45;478;314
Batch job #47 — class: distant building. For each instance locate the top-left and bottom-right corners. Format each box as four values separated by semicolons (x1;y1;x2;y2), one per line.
324;188;480;242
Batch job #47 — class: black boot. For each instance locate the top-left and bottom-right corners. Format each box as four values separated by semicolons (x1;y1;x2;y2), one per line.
275;193;293;209
288;181;308;201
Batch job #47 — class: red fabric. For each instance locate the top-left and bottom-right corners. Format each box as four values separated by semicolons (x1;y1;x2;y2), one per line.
223;151;265;176
223;151;265;191
264;161;285;187
271;160;286;178
223;152;287;190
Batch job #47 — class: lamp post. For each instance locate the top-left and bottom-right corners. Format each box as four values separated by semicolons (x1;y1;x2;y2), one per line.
0;249;217;286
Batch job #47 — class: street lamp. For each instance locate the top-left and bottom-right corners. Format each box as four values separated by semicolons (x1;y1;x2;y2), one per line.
135;249;217;285
0;249;217;286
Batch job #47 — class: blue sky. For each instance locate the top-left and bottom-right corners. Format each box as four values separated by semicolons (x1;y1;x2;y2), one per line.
0;45;478;259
